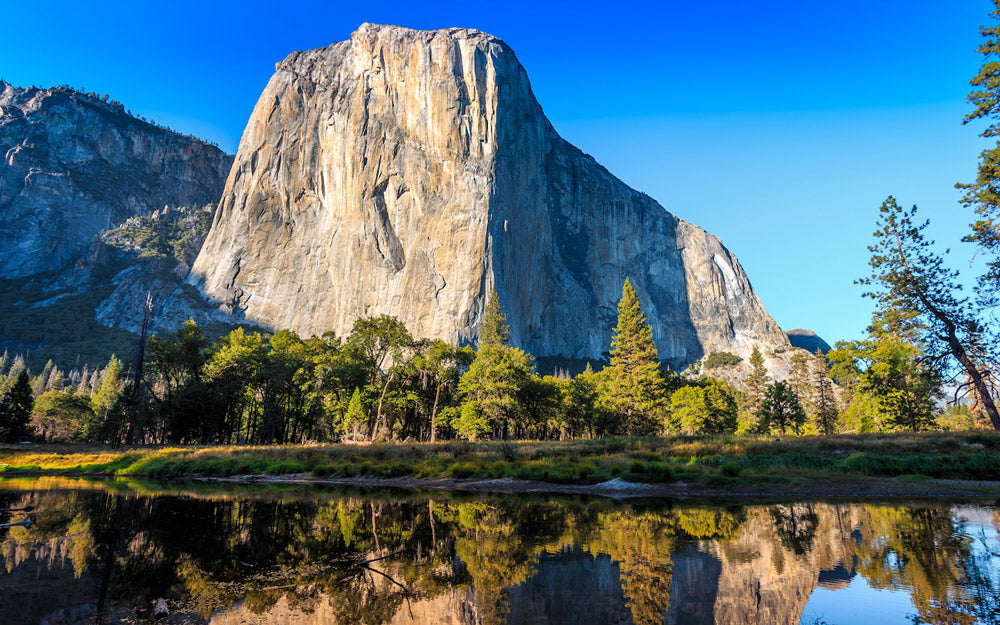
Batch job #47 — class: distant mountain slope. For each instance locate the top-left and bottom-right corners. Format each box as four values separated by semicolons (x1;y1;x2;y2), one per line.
0;82;233;366
785;328;832;354
0;81;232;278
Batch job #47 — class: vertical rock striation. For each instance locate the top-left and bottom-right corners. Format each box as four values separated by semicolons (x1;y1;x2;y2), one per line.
190;23;788;364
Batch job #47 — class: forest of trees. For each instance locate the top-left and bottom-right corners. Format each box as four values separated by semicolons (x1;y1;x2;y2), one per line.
0;274;989;447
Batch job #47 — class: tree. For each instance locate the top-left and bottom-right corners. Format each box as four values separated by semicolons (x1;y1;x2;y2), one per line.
343;387;366;440
347;316;413;440
600;278;665;435
859;197;998;430
811;349;839;435
668;380;737;435
31;390;93;442
789;351;813;419
0;370;33;442
413;340;474;442
960;0;1000;288
760;381;806;436
479;288;511;346
459;342;535;439
740;346;769;432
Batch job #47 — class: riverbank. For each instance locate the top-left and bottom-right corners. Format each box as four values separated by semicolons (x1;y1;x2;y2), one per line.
1;432;998;498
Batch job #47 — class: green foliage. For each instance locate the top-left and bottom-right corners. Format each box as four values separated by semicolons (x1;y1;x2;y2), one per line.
458;343;535;439
760;381;806;436
829;335;939;433
600;278;665;435
960;1;1000;288
702;352;741;370
811;350;839;435
668;379;738;435
860;196;997;430
479;288;511;346
454;401;490;441
31;390;93;442
0;370;33;442
90;356;124;427
740;346;769;433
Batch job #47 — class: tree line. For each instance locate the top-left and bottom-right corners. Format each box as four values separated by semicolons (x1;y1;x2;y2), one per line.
2;274;988;446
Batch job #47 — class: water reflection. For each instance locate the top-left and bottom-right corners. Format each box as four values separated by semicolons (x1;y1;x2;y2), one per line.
0;478;998;625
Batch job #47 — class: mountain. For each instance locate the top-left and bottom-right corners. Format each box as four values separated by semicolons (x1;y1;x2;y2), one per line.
0;82;233;365
189;23;789;365
0;82;231;278
785;328;832;354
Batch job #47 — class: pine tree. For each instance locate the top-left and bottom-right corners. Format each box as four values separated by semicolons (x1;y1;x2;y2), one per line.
76;365;89;395
811;349;838;435
92;356;123;422
789;351;813;418
0;370;33;442
343;387;365;440
860;197;999;430
45;365;62;391
479;288;511;346
601;278;664;434
741;346;769;432
960;0;1000;288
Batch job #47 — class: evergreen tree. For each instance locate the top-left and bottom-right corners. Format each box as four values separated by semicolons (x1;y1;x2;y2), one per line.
601;278;664;434
459;342;535;439
811;349;839;435
859;197;998;430
91;356;124;426
789;351;813;418
343;387;365;440
960;0;1000;288
740;347;769;432
0;370;33;442
760;381;806;436
479;288;511;346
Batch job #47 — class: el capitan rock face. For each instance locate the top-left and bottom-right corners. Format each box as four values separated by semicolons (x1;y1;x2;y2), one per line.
190;23;788;363
0;82;232;279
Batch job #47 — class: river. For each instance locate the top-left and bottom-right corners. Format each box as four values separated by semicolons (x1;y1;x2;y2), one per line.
0;477;997;624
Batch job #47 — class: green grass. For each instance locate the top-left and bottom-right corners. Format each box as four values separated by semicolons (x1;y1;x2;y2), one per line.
1;432;998;487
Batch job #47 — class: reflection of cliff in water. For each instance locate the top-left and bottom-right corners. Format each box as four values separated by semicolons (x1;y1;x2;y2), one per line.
0;482;997;625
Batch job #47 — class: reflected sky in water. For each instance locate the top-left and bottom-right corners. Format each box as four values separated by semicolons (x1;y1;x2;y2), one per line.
0;477;997;625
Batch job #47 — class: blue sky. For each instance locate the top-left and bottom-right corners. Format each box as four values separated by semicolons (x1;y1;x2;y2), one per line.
1;0;993;345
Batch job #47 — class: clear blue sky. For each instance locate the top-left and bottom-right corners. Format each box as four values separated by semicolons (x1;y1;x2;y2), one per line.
1;0;993;345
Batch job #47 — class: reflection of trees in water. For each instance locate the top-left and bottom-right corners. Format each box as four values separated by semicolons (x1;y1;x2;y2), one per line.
853;506;984;625
0;486;998;625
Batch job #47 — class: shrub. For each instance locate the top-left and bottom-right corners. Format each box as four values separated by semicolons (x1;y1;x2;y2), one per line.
720;461;741;478
703;352;742;369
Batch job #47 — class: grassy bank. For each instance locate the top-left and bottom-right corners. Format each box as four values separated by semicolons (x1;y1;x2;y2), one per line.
1;432;999;490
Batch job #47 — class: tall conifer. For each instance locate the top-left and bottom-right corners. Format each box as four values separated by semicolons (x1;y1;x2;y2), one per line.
603;278;664;434
480;288;511;346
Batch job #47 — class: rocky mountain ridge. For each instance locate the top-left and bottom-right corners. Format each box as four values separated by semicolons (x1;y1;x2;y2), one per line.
0;82;233;365
189;23;791;366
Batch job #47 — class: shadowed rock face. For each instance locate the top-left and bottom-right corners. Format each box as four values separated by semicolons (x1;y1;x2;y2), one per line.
0;82;232;279
190;23;788;364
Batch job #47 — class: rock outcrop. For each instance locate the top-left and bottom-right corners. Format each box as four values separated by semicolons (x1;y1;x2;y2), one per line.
0;82;232;278
785;328;832;354
190;23;788;365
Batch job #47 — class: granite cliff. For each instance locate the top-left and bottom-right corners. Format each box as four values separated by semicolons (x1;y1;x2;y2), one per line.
190;23;789;365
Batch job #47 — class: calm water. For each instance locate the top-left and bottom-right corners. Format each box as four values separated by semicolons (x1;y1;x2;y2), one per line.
0;478;998;625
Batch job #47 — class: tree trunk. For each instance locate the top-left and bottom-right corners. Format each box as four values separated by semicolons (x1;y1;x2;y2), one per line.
430;382;442;443
371;371;395;441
